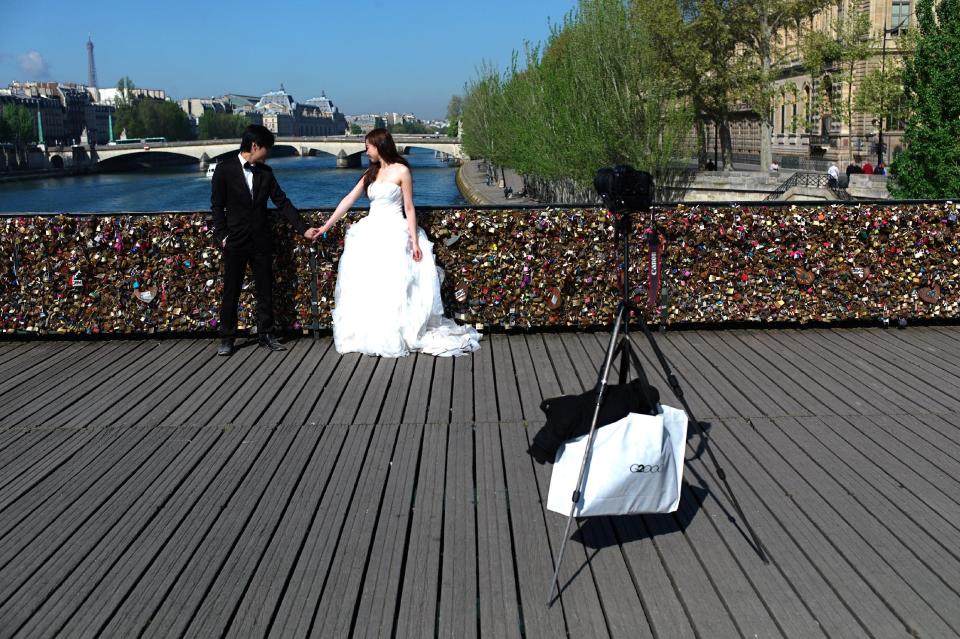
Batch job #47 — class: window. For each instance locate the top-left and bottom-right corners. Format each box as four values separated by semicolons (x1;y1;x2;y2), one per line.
891;0;911;31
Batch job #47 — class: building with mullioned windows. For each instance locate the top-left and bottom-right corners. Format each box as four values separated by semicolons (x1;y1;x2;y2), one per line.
705;0;915;171
253;88;347;137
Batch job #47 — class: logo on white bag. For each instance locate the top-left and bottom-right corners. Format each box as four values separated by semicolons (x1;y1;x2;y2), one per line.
629;463;662;473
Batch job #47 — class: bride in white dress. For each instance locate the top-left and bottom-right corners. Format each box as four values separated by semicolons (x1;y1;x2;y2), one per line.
317;128;481;357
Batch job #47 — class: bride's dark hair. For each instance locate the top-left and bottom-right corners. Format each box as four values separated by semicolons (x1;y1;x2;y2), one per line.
362;128;409;188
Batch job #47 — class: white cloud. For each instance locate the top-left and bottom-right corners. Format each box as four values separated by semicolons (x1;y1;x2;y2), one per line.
17;51;51;78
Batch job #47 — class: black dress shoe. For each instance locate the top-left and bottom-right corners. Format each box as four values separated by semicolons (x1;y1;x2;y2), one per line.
258;334;286;351
217;338;235;356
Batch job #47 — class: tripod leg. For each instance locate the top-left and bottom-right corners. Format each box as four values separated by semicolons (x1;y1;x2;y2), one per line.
634;318;769;563
547;304;626;604
618;320;630;384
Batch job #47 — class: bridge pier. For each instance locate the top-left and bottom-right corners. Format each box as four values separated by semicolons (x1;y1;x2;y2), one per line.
199;153;211;173
336;150;362;169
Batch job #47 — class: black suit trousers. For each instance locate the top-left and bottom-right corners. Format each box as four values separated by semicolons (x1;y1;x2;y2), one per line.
219;246;274;337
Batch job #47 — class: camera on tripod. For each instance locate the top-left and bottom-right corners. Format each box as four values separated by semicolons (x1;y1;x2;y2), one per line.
593;165;654;212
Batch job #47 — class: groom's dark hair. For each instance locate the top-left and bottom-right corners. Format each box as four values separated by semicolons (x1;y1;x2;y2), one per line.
240;124;275;151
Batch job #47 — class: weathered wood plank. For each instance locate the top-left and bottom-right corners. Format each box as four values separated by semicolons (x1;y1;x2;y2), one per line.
473;337;499;423
376;350;416;424
352;356;397;424
0;342;131;424
498;422;568;639
134;426;302;639
224;423;342;638
825;329;960;413
312;423;403;637
722;331;843;415
703;419;891;637
475;418;523;639
0;426;179;605
181;424;322;638
491;334;523;422
74;422;265;638
303;352;362;425
158;344;262;425
0;428;101;512
231;338;315;425
8;425;218;638
394;422;447;638
268;424;376;638
400;354;434;424
765;416;960;630
351;422;425;638
450;353;473;423
328;353;381;424
524;334;612;637
55;340;197;428
426;357;454;423
718;417;935;637
256;339;331;425
437;421;479;639
10;342;166;427
284;341;350;425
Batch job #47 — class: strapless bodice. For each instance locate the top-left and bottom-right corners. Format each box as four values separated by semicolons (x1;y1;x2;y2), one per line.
367;180;403;213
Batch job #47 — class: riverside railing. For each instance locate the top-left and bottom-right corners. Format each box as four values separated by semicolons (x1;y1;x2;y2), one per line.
1;201;958;336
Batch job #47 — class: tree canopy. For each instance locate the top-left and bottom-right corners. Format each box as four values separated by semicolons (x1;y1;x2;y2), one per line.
891;0;960;197
461;0;694;201
114;98;193;141
197;111;248;140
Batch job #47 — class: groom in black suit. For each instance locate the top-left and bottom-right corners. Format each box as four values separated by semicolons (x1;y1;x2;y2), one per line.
210;124;320;356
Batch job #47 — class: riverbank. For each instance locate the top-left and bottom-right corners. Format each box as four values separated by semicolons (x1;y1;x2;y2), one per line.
456;160;539;205
0;167;96;184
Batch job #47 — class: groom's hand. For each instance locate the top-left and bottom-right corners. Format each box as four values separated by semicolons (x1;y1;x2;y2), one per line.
304;228;321;241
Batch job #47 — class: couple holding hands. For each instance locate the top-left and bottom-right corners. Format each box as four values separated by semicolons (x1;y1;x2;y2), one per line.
210;124;480;358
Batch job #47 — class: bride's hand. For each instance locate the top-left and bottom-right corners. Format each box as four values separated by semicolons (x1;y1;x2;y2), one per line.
411;241;422;262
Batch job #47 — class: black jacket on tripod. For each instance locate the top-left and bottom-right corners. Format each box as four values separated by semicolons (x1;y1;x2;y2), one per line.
527;379;660;464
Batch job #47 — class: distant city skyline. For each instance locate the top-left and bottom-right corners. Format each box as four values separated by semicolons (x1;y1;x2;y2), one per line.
1;0;578;119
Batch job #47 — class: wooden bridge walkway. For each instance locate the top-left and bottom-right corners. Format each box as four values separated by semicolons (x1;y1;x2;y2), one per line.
1;327;959;638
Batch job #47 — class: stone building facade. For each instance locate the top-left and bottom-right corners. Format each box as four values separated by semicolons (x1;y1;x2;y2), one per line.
706;0;915;169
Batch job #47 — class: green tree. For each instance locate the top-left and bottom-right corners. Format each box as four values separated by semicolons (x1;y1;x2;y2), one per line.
461;0;693;201
854;64;906;163
460;63;504;166
891;0;960;198
727;0;834;170
115;98;193;141
803;8;875;164
0;108;11;143
115;76;137;108
197;110;248;139
349;122;362;135
660;0;756;171
1;104;35;167
387;121;430;134
446;95;463;136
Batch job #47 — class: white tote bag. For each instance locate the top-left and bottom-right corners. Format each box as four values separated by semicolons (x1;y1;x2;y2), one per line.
547;405;688;517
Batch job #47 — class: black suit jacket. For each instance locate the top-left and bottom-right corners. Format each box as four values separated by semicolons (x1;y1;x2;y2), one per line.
210;157;308;251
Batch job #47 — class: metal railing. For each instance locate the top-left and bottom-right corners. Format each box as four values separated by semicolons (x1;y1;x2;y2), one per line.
766;171;851;200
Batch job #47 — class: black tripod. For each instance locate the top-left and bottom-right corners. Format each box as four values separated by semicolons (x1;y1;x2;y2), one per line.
546;207;768;605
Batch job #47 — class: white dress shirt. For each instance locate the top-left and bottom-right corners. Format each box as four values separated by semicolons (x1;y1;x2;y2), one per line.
239;153;254;195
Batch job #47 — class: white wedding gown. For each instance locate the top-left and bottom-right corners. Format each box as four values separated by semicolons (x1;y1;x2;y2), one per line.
332;180;482;357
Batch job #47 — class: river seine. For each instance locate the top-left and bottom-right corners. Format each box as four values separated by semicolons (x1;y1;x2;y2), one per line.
0;148;467;214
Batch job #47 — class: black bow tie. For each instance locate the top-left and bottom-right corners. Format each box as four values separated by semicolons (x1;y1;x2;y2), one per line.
243;162;260;172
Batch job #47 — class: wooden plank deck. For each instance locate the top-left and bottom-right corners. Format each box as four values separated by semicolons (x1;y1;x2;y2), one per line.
1;327;960;638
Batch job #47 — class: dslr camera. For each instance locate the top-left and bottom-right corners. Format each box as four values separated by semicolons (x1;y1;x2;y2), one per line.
593;165;654;212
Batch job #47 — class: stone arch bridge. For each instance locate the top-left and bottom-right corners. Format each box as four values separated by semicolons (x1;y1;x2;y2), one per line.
89;135;464;169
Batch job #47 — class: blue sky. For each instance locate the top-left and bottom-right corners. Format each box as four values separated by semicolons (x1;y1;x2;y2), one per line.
1;0;579;119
